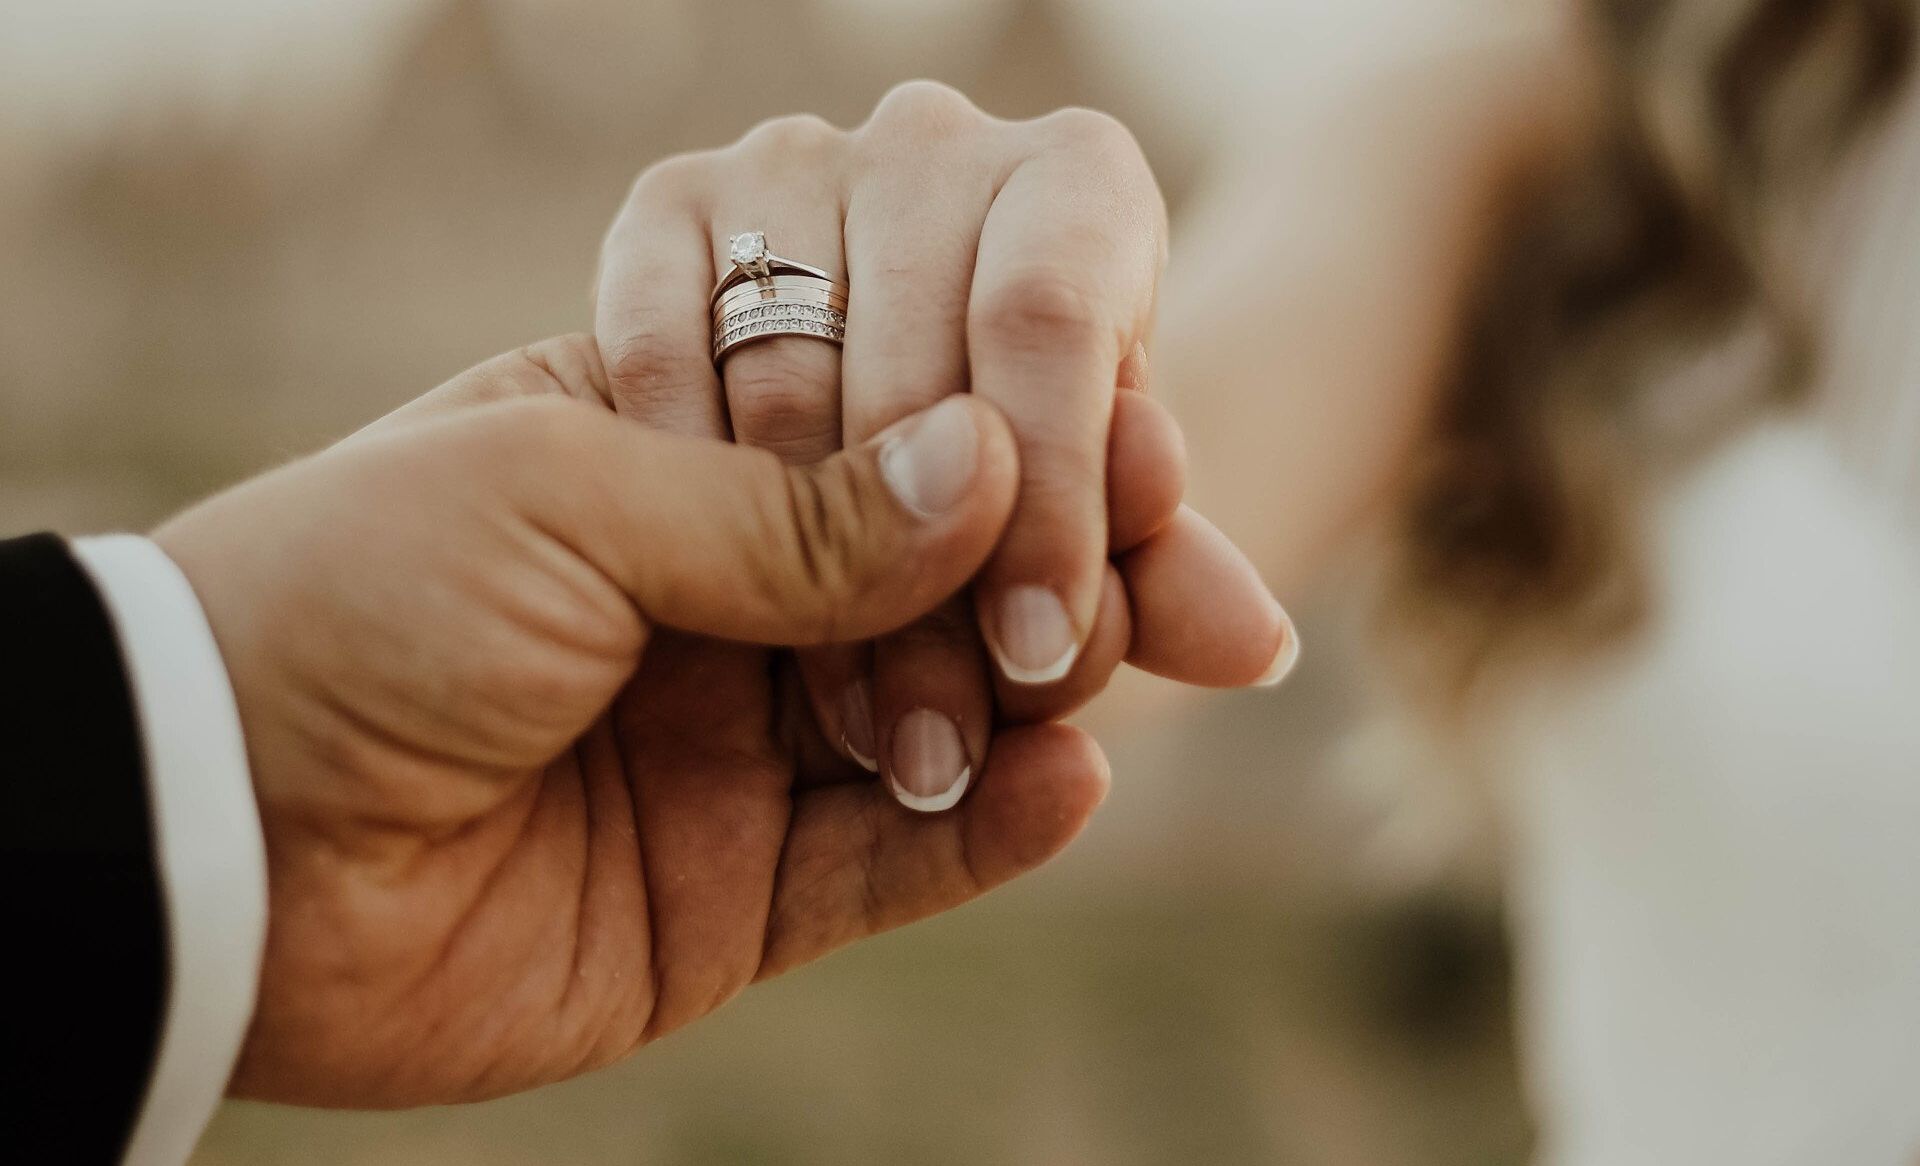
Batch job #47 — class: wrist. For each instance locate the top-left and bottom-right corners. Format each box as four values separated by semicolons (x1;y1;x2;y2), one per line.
67;534;270;1162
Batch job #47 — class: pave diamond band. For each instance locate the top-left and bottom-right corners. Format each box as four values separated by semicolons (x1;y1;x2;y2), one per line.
719;303;847;326
713;301;849;361
714;315;848;354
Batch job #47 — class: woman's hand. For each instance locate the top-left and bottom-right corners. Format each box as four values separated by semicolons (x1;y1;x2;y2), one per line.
594;83;1295;810
154;335;1109;1106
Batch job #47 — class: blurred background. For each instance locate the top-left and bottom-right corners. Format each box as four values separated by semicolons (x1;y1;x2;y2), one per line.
0;2;1547;1162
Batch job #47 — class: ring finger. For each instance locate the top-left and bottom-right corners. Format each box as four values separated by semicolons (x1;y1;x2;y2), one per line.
706;116;874;772
710;116;849;464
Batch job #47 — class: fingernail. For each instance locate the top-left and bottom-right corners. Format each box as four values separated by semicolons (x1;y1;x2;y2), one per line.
887;708;972;814
839;679;879;773
1255;608;1301;688
990;586;1079;685
877;397;977;518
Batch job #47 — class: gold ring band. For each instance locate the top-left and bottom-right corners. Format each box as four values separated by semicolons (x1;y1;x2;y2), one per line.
716;280;848;311
713;281;849;320
715;273;848;301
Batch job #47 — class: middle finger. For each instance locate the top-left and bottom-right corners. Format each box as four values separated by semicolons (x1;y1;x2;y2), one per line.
841;84;1011;812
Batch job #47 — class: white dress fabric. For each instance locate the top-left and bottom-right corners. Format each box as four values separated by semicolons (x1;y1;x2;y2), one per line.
1507;85;1920;1166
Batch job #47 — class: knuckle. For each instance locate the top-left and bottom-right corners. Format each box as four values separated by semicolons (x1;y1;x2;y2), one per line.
1034;107;1155;192
625;150;712;207
1030;107;1167;243
601;326;700;406
726;361;838;460
975;269;1110;356
1039;106;1139;156
866;79;983;140
736;112;843;161
603;326;674;389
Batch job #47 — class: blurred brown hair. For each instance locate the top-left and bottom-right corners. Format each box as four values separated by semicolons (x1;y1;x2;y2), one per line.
1381;0;1915;711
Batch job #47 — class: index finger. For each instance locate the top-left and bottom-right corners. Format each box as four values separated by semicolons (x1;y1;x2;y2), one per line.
966;108;1167;686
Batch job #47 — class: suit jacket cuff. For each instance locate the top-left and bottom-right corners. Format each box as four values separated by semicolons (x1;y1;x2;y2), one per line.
72;535;267;1166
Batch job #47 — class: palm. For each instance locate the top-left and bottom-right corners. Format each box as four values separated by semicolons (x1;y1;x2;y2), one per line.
229;632;771;1104
233;628;1100;1108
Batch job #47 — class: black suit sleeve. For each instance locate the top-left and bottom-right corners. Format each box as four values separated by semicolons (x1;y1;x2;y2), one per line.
1;533;168;1164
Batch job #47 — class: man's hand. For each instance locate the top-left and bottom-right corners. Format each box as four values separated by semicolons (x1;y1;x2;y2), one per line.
596;83;1295;808
153;335;1110;1107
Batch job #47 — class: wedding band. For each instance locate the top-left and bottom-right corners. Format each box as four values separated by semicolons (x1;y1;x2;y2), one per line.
711;232;851;364
713;298;848;362
713;276;848;321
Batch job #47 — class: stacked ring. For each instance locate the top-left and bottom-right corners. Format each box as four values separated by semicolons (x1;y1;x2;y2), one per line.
711;232;851;364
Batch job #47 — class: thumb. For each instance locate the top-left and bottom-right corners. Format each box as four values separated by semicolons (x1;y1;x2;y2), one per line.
495;394;1019;646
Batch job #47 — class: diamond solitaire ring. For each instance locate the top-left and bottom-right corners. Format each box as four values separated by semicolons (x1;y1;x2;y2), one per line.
712;231;841;302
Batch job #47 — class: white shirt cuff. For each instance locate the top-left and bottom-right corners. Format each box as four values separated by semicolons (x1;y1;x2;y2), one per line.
70;535;267;1166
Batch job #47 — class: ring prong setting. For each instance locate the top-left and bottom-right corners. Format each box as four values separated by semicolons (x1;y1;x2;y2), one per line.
729;231;771;278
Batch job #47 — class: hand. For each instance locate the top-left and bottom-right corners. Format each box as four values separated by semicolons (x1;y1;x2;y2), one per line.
595;83;1294;811
154;335;1110;1106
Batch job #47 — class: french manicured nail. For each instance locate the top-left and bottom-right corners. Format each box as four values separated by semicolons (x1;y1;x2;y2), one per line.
1255;608;1301;688
877;397;977;518
887;708;972;814
839;679;879;773
990;585;1079;685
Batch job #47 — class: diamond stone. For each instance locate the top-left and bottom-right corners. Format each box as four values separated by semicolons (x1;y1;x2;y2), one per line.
730;232;768;267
